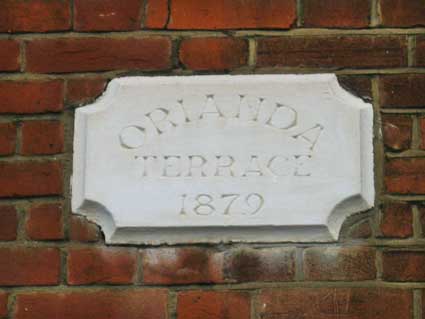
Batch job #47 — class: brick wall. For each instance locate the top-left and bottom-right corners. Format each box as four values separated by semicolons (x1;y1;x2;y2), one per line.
0;0;424;318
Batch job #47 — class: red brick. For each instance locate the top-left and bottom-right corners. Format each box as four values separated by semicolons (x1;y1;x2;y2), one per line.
0;80;64;114
74;0;143;31
67;247;137;285
338;76;372;101
66;78;107;105
419;205;425;236
385;158;425;194
257;288;412;319
303;246;376;281
0;161;62;198
168;0;296;30
180;38;248;71
26;203;63;240
177;291;250;319
20;120;64;155
380;75;425;108
304;0;370;28
421;118;425;149
26;37;171;73
415;36;425;67
0;247;60;286
381;0;425;27
257;36;407;69
380;203;413;238
142;247;223;284
145;0;168;29
0;40;20;71
0;122;16;155
382;115;412;151
0;0;71;32
15;290;168;319
383;251;425;281
69;215;100;242
0;206;17;241
347;219;373;239
224;248;295;282
0;292;7;318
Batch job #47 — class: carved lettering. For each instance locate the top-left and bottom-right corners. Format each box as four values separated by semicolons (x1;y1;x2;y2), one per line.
293;124;324;150
215;155;235;177
200;94;224;119
119;125;146;149
180;193;265;216
163;155;181;177
148;107;180;135
267;103;297;130
187;155;207;177
242;155;264;176
137;154;314;178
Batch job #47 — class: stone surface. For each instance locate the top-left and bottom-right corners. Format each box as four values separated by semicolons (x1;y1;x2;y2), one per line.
72;74;374;244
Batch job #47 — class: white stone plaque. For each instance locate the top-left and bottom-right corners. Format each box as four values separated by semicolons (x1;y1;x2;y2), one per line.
72;74;374;244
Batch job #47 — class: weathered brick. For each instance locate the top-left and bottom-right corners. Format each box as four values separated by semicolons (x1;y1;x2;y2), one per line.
385;158;425;194
257;288;412;319
26;203;63;240
15;290;168;319
338;76;372;101
381;0;425;27
0;247;60;286
303;0;370;28
0;80;64;114
66;78;107;105
224;248;295;282
382;115;412;151
415;36;425;67
0;122;16;155
0;206;17;241
0;292;7;318
74;0;143;31
257;36;407;68
145;0;168;28
419;205;425;236
26;37;171;73
180;38;248;71
0;40;20;71
0;0;71;32
0;161;62;198
177;291;250;319
168;0;296;29
67;247;137;285
379;75;425;108
421;118;425;149
380;203;413;238
382;251;425;281
21;120;64;155
303;246;376;281
69;215;100;242
347;219;373;239
142;247;223;284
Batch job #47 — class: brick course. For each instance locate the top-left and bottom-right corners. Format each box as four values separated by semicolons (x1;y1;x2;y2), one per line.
257;288;412;319
0;0;70;32
67;247;137;285
303;0;370;28
257;36;407;69
0;247;60;286
26;38;172;73
15;290;168;319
